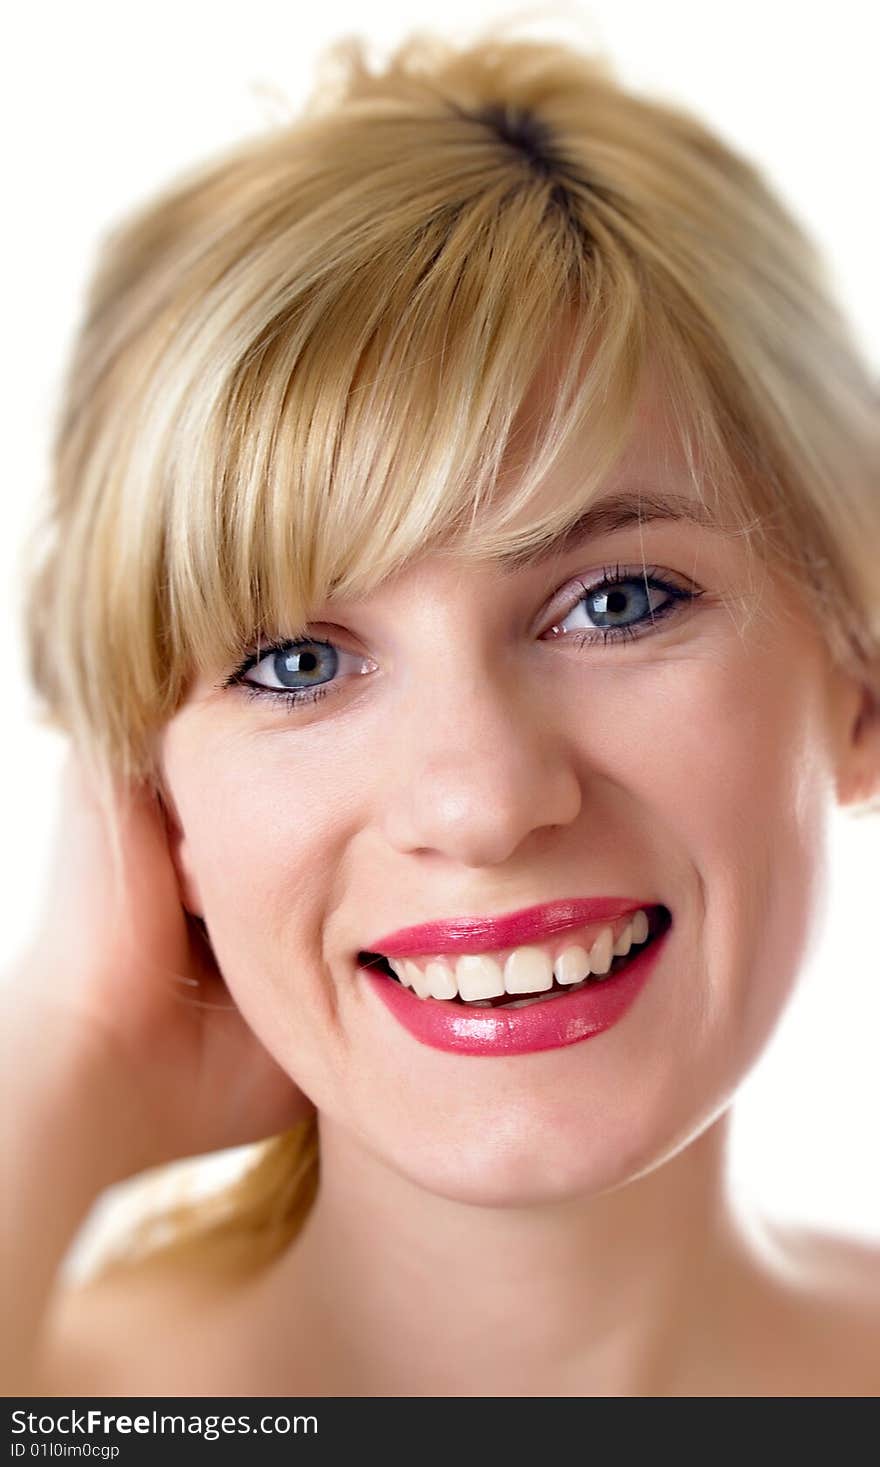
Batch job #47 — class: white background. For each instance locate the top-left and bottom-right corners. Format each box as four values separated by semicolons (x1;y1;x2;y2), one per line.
2;1;878;1273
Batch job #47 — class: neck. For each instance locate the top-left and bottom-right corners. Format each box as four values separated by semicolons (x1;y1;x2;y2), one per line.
249;1108;764;1396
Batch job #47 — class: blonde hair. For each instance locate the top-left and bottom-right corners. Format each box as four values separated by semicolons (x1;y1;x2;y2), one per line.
19;21;880;1281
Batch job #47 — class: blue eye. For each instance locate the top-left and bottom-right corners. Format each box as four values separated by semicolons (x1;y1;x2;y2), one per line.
548;564;700;647
221;565;702;715
223;638;372;711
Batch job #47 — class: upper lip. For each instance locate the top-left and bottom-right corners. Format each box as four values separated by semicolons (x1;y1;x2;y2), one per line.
365;897;658;957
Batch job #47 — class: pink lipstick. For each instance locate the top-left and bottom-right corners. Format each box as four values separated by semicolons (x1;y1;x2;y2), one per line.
359;902;671;1057
366;896;655;957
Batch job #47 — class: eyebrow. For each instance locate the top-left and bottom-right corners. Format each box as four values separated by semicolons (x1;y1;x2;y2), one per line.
496;488;721;569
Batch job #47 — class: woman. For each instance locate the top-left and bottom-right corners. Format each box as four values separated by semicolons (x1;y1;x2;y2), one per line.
4;26;880;1397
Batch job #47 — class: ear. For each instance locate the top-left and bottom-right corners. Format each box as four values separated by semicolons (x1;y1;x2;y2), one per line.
155;783;205;918
833;672;880;810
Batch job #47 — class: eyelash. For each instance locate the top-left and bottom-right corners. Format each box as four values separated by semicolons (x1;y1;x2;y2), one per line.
221;564;702;714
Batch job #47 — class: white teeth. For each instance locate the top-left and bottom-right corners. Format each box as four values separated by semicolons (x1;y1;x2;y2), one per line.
455;954;505;1001
553;945;591;985
587;925;614;976
404;959;433;999
425;960;458;1000
503;946;554;995
376;907;656;1004
630;908;649;945
612;920;634;956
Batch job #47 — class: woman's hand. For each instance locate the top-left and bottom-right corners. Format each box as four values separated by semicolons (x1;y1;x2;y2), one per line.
6;747;316;1182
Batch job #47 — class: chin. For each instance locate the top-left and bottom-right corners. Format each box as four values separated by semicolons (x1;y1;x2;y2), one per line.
370;1109;671;1211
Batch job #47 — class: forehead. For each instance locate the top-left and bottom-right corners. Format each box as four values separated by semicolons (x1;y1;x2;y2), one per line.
487;333;726;566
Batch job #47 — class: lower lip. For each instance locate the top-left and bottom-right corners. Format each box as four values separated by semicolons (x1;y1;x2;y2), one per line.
361;924;671;1056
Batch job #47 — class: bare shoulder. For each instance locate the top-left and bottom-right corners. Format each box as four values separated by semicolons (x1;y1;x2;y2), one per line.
774;1220;880;1305
758;1220;880;1395
37;1242;255;1397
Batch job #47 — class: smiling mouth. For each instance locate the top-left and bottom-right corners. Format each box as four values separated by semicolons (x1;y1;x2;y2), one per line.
357;904;672;1008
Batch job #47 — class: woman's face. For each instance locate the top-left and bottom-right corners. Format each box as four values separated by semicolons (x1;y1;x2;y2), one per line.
157;382;867;1207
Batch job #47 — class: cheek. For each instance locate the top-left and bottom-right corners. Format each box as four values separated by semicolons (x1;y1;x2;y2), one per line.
631;642;831;1052
168;749;347;1051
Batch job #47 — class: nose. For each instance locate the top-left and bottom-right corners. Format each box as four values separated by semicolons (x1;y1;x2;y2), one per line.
379;663;583;868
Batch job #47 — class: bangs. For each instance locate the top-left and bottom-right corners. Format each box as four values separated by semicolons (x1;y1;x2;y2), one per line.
162;178;745;683
38;24;874;805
